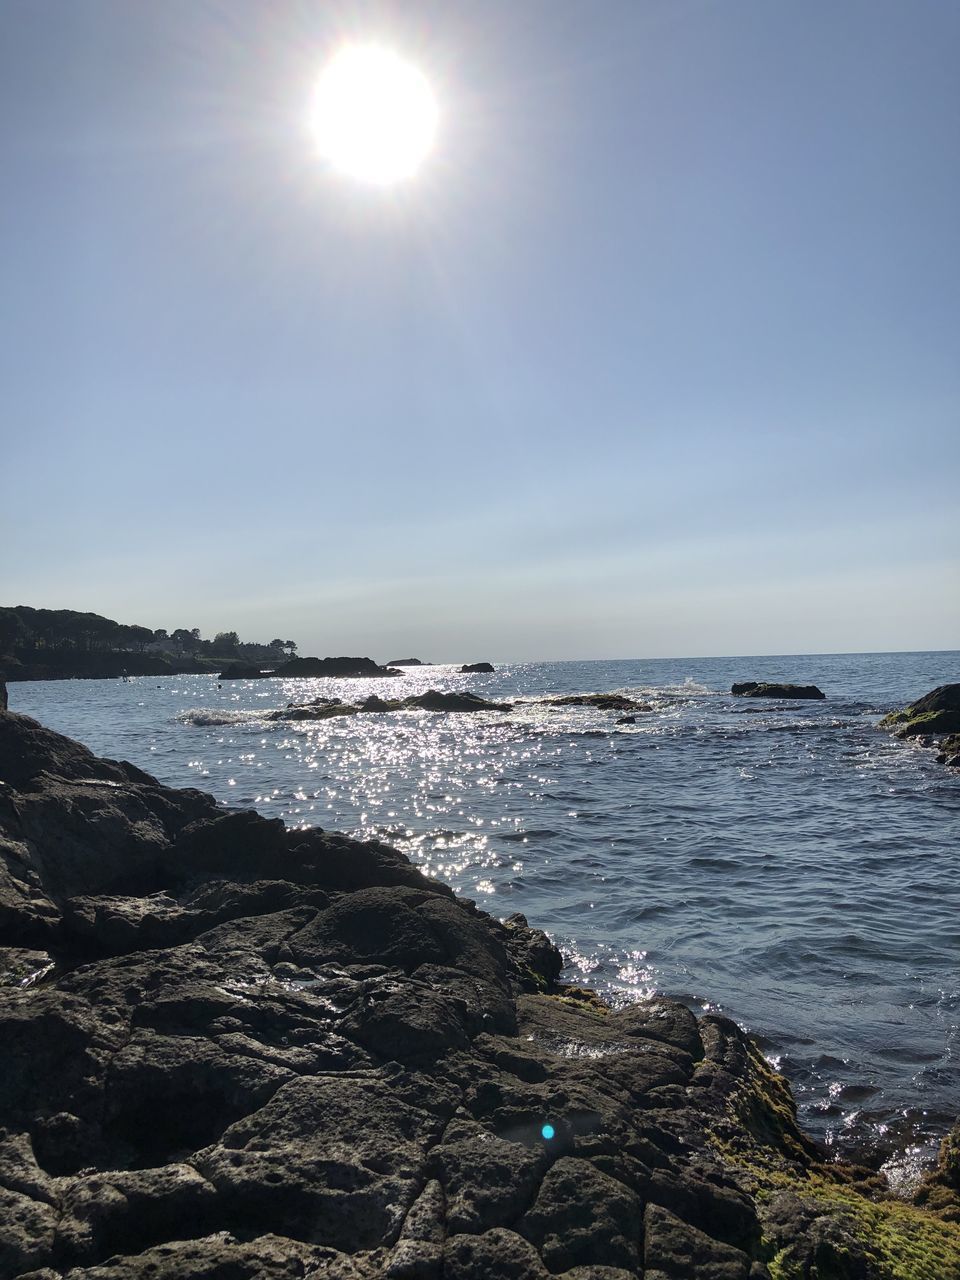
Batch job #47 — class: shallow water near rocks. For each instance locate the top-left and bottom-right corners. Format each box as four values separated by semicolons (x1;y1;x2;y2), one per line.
10;650;959;1177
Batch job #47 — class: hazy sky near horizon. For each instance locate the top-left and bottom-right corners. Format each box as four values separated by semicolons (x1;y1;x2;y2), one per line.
2;0;958;662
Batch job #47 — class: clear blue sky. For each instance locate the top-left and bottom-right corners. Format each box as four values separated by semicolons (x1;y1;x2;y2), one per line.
2;0;957;660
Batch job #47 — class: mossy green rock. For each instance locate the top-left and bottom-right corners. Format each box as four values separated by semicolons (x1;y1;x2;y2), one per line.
880;684;960;739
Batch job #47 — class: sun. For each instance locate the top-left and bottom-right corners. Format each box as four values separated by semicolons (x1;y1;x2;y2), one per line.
309;44;438;186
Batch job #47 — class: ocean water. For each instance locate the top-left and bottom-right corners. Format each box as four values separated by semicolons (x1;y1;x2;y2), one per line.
9;651;960;1183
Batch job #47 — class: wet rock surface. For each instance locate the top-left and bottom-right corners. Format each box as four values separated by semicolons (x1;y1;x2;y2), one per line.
274;690;513;721
881;684;960;768
1;707;957;1278
731;683;826;700
539;695;652;713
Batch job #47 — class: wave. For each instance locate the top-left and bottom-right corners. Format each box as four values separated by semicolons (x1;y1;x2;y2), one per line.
175;709;266;727
618;678;718;700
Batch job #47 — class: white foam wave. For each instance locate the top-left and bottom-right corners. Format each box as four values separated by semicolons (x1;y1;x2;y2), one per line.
618;678;717;700
176;709;265;727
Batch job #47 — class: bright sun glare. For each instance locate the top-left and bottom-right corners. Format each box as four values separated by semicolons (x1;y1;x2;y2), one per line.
310;44;438;185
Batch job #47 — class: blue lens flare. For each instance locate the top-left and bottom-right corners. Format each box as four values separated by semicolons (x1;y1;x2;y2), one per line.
541;1123;555;1140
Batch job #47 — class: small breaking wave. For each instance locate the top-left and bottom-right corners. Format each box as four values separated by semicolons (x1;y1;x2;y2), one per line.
176;709;267;727
619;678;718;700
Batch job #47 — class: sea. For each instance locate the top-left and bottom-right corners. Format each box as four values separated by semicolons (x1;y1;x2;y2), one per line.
9;650;959;1189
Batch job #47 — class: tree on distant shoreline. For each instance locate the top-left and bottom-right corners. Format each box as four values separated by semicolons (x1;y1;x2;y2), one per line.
0;606;298;670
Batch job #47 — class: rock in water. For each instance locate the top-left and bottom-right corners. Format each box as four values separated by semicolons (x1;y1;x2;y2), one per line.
540;693;651;712
272;690;513;720
0;680;6;711
0;706;957;1278
460;661;494;673
731;681;826;699
403;690;509;712
272;655;402;679
880;683;960;738
880;684;960;771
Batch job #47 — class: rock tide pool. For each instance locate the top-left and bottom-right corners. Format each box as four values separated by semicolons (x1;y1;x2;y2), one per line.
1;701;959;1278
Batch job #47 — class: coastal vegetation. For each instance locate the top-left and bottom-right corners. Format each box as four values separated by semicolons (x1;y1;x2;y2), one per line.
0;606;298;682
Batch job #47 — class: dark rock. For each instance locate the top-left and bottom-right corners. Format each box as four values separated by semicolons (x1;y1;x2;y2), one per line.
271;655;402;679
272;690;513;721
612;998;705;1060
881;683;960;740
1;680;7;711
518;1157;643;1271
55;1233;347;1278
731;682;825;699
643;1202;753;1278
616;715;636;724
280;702;358;720
903;683;960;718
540;693;651;712
386;658;424;666
444;1228;550;1279
431;1118;548;1235
915;1120;960;1220
0;709;160;791
501;913;564;989
217;664;267;679
460;662;495;673
404;690;510;712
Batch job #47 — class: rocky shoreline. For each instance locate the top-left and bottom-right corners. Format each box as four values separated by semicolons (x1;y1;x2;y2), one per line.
1;695;958;1277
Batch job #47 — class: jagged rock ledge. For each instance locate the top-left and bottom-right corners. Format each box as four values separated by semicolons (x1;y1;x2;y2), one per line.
0;702;958;1279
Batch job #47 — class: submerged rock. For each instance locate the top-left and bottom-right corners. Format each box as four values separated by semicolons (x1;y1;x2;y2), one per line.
540;693;651;712
731;682;826;700
271;690;512;721
272;656;403;679
0;706;957;1278
406;690;510;712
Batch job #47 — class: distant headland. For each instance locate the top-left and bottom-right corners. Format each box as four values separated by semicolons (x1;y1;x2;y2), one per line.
0;606;491;684
0;606;301;682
